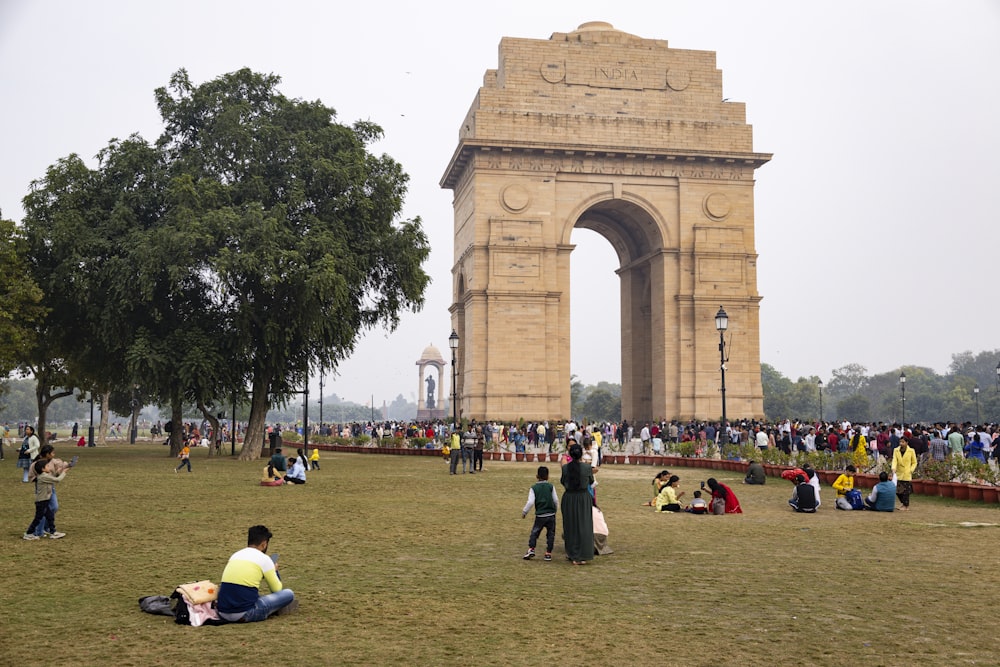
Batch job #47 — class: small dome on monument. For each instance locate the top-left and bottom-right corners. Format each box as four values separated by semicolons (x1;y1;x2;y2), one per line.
576;21;616;32
419;344;445;364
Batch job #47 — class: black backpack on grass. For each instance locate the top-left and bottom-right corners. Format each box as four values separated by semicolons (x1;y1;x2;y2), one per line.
170;590;190;625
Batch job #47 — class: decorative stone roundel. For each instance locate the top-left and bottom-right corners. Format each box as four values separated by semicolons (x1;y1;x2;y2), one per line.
540;62;566;84
501;184;530;213
666;68;690;91
703;192;731;220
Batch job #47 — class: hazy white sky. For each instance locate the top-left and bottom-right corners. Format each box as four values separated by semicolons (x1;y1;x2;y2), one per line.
2;1;998;408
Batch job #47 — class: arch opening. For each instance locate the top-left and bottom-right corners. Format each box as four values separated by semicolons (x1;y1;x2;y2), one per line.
570;199;666;423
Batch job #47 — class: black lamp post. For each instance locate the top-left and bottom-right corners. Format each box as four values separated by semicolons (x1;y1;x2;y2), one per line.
449;329;459;430
231;390;238;456
88;391;96;447
129;385;139;444
714;306;729;429
318;371;324;436
303;374;309;453
818;379;824;423
996;361;999;393
899;371;906;425
974;384;980;424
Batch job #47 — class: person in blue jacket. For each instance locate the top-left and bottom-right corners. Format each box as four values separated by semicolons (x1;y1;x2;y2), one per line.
864;472;896;512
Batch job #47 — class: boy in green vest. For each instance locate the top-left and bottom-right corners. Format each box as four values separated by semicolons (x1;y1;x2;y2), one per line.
521;466;559;561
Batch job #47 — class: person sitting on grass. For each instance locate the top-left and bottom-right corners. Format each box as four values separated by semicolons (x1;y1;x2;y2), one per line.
864;472;896;512
833;465;857;510
217;525;297;622
267;447;287;481
744;460;766;485
684;490;709;514
260;466;284;486
655;475;684;512
788;474;818;513
643;470;671;506
705;478;743;514
284;456;306;485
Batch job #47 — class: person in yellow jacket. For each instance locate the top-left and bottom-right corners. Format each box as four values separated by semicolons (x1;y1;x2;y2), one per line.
655;475;684;512
891;436;918;511
850;432;868;471
174;443;192;473
308;447;320;470
832;465;856;510
447;430;461;473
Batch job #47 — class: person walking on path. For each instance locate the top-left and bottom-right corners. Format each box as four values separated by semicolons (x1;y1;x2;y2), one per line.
23;445;67;540
448;429;461;475
560;440;595;565
461;426;476;474
522;465;558;561
19;426;40;483
892;436;918;510
175;441;192;473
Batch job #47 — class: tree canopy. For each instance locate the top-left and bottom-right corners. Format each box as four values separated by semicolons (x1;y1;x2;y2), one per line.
18;68;430;454
0;215;43;379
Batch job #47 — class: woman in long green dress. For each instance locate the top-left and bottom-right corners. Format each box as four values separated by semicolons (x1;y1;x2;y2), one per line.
560;441;595;565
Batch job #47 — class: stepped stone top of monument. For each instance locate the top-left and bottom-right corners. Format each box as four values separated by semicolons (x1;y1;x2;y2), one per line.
550;21;647;45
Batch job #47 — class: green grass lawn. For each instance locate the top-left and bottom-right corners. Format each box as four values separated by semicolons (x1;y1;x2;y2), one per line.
2;443;998;666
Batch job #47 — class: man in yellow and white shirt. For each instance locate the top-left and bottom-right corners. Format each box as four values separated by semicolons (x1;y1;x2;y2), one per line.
217;525;296;622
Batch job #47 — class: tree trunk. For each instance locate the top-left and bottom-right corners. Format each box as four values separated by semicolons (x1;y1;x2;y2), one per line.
99;391;110;445
197;401;221;458
169;398;184;456
32;373;73;446
239;372;271;461
130;400;141;443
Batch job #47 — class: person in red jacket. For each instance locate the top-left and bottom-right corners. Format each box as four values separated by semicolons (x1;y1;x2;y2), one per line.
704;478;743;514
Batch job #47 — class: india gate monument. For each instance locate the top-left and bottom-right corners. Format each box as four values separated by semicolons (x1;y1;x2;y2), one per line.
441;22;769;423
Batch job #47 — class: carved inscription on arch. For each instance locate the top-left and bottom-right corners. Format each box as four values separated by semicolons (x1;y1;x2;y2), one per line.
565;62;667;90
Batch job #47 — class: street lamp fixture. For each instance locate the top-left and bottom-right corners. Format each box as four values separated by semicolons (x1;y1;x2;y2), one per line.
715;306;729;429
899;371;906;425
974;384;980;424
818;379;823;423
449;329;460;429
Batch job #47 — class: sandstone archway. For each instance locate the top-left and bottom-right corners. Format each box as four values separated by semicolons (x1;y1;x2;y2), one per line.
442;22;769;422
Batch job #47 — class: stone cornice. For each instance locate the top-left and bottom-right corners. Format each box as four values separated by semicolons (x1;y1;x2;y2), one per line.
441;139;772;189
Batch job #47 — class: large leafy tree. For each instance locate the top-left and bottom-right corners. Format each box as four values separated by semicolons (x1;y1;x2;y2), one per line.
153;69;430;459
19;155;108;441
0;216;44;378
19;69;429;452
19;139;194;448
826;363;869;398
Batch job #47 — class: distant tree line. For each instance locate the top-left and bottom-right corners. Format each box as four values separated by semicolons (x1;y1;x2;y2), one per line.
0;377;413;429
10;349;997;428
762;350;1000;424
